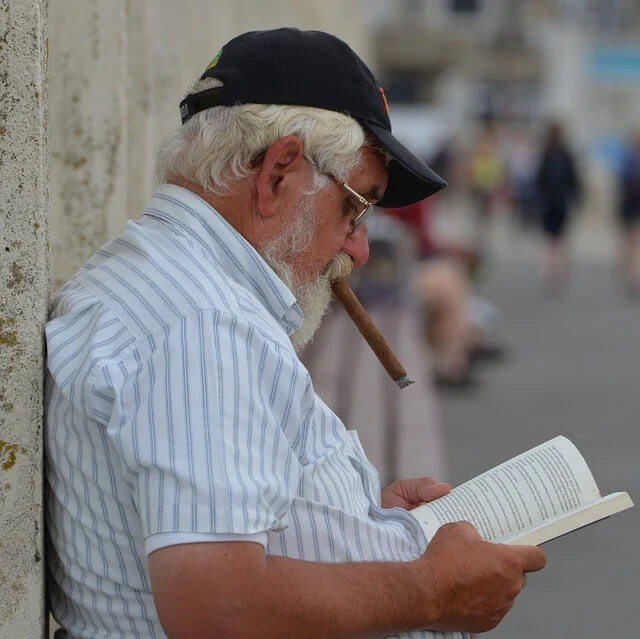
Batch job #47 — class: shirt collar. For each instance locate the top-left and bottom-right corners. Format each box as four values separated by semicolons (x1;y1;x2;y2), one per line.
143;183;304;334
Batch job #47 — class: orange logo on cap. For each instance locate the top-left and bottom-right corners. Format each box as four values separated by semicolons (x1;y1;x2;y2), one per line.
379;87;390;115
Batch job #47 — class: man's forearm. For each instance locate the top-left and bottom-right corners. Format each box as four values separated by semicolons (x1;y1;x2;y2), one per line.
151;524;545;638
152;543;432;639
254;554;430;638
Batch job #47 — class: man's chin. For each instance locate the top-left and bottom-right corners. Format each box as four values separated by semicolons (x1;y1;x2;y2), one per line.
290;319;323;352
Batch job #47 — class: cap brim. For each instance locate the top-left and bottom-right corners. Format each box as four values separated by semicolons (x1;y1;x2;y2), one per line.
363;121;447;208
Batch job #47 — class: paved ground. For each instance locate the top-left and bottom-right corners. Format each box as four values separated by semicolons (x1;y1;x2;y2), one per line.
438;221;640;639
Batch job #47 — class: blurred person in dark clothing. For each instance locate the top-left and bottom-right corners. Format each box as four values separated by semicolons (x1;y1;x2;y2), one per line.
505;129;538;230
616;131;640;295
535;122;582;292
429;138;455;185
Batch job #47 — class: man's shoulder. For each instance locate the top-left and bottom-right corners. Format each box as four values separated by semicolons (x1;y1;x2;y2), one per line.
46;277;300;404
68;221;286;339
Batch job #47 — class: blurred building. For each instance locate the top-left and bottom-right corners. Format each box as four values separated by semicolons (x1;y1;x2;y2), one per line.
366;0;640;152
367;0;541;141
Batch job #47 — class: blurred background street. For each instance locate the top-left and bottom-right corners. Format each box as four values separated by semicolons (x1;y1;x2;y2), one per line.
438;213;639;639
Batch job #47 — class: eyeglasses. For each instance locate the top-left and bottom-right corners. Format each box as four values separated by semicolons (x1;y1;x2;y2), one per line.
328;178;375;231
249;150;376;232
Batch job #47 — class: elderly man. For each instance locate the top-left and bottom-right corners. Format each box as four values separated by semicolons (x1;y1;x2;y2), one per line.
45;28;545;639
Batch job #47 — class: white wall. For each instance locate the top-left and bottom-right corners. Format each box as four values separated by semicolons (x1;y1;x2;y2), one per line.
0;2;49;638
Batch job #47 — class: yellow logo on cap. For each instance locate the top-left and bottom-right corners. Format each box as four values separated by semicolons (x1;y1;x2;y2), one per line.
206;48;223;71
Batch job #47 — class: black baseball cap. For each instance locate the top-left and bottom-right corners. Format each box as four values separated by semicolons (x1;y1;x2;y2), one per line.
179;28;446;208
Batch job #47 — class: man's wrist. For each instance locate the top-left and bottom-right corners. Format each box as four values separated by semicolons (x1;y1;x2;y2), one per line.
407;557;440;630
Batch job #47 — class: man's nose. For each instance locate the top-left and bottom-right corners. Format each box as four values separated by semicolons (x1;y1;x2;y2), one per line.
341;224;369;269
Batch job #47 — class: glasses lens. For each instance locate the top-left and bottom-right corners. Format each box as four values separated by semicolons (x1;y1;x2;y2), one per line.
353;204;374;230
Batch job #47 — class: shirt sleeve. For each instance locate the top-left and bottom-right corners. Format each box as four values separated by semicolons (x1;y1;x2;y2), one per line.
145;531;268;556
104;308;306;542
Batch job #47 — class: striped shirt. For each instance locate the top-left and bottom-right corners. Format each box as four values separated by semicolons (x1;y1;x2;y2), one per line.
45;183;466;639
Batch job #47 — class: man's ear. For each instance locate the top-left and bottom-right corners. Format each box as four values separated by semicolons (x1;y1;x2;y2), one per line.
255;136;307;219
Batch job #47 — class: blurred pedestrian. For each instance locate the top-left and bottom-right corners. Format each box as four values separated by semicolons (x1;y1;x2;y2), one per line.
534;121;581;292
386;200;506;390
429;137;455;184
505;128;538;230
468;124;505;254
616;131;640;295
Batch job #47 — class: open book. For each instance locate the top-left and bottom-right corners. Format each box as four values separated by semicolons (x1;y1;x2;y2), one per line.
410;436;633;546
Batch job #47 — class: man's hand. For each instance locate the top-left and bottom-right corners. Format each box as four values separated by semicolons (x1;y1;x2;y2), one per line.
415;521;547;634
381;477;451;510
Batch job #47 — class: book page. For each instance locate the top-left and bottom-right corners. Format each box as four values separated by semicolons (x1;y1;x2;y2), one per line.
502;492;633;546
411;436;601;542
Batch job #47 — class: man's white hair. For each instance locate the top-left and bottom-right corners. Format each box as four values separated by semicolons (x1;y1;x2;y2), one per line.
156;78;385;196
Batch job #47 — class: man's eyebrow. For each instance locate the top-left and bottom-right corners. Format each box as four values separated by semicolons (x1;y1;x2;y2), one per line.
364;186;383;202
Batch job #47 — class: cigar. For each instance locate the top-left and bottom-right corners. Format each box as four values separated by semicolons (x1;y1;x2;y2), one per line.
331;273;414;390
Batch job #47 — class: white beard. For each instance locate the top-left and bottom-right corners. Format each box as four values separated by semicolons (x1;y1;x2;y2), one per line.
286;252;352;351
260;198;352;351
